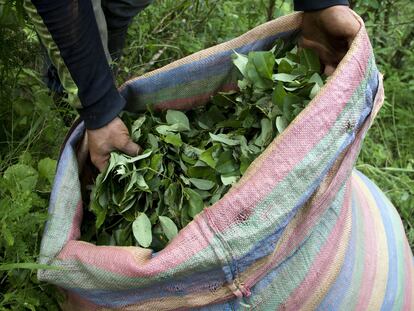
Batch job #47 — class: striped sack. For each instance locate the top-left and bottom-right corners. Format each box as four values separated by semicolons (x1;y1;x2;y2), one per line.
38;12;414;310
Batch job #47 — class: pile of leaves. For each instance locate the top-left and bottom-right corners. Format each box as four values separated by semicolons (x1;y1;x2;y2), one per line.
83;40;325;250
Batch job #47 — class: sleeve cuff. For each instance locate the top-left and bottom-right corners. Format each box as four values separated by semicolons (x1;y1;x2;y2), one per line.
78;86;126;130
294;0;349;11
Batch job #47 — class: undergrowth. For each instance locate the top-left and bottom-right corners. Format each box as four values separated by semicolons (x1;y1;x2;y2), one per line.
0;0;412;309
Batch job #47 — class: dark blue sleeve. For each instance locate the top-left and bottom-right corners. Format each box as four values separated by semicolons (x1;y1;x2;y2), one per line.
30;0;125;129
294;0;349;11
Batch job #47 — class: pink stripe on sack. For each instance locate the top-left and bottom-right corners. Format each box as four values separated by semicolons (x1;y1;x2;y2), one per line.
247;142;359;286
153;83;237;111
279;181;351;310
402;239;414;310
59;31;372;277
353;181;378;311
58;215;216;277
67;200;83;241
206;31;372;233
245;64;379;289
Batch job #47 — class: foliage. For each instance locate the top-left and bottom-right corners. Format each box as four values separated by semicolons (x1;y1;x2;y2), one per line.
0;0;412;308
87;42;324;250
0;1;67;309
0;155;61;310
353;0;414;247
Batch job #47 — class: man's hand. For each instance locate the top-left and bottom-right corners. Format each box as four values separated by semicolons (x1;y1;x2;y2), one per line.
301;6;360;75
87;117;141;172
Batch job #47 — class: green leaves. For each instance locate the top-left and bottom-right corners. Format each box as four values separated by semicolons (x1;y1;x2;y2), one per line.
255;118;273;146
132;213;152;248
166;110;190;130
159;216;178;241
131;115;146;141
164;133;183;147
87;40;325;252
246;51;275;90
2;223;14;247
216;150;238;174
232;51;249;76
276;116;288;133
234;50;276;90
209;133;240;146
0;156;58;309
37;157;57;185
3;164;38;192
221;174;238;186
299;48;320;73
273;73;299;83
200;145;219;168
164;183;180;207
189;178;215;190
185;188;204;218
156;123;189;135
249;51;275;80
309;72;324;99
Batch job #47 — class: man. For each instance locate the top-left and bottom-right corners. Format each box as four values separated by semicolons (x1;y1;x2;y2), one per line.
26;0;359;171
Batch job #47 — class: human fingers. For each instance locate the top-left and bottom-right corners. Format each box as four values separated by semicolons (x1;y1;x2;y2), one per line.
116;139;141;157
90;145;111;172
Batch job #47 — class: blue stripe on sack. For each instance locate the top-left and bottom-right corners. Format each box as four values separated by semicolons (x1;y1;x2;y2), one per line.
42;122;85;236
355;171;399;311
61;66;379;309
197;301;235;311
244;183;346;305
67;267;228;307
69;65;381;308
57;38;381;309
121;31;296;96
316;191;358;310
221;144;349;282
231;142;349;274
230;69;379;279
64;102;369;307
221;67;378;301
60;39;372;307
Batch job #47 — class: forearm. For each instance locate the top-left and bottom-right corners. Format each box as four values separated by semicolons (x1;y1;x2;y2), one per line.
25;0;124;129
294;0;349;11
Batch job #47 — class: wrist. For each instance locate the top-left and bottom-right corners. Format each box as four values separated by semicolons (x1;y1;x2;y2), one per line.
79;87;125;130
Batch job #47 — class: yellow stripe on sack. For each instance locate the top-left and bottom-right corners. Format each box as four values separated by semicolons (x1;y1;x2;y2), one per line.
353;173;389;309
299;183;352;310
100;286;233;311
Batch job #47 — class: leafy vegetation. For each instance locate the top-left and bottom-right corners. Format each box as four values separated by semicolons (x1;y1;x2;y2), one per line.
0;158;61;310
354;0;414;245
86;42;324;250
0;0;412;309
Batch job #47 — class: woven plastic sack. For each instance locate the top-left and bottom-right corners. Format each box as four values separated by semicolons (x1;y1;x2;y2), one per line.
38;12;414;310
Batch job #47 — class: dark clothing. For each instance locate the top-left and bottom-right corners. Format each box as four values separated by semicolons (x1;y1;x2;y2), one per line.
26;0;152;129
27;0;349;129
294;0;349;11
102;0;153;61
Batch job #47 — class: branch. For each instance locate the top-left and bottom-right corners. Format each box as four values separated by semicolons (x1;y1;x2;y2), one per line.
267;0;276;21
391;28;414;69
